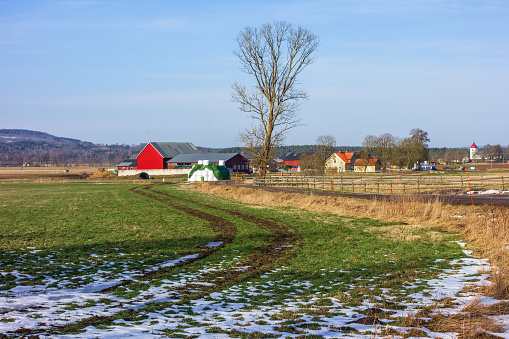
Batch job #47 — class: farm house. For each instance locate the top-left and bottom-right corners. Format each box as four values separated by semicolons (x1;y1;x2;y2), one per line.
325;150;357;172
135;142;199;169
167;153;250;173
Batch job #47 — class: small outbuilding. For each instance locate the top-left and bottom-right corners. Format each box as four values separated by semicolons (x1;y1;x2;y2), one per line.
188;160;231;182
353;159;382;173
117;159;138;170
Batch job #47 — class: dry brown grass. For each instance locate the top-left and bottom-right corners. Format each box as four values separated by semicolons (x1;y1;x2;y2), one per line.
0;167;97;181
89;171;117;179
427;311;505;337
366;224;444;242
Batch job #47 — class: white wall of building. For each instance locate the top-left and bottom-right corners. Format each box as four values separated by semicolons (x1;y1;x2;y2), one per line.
118;169;191;177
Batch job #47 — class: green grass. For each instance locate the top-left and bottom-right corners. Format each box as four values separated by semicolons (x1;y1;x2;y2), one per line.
153;184;462;290
0;182;216;288
0;181;468;336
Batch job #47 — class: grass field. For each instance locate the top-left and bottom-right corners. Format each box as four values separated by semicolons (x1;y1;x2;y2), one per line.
0;181;505;337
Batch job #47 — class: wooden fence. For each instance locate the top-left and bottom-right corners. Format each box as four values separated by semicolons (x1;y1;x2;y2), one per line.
253;174;508;194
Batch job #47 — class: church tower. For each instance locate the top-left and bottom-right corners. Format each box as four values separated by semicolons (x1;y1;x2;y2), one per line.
469;142;478;160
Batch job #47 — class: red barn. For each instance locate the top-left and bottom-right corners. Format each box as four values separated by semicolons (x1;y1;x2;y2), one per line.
137;142;199;169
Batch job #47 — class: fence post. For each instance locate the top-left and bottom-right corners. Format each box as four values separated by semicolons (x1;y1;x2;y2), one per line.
417;178;420;193
377;182;380;194
364;182;367;193
332;171;335;197
502;176;505;191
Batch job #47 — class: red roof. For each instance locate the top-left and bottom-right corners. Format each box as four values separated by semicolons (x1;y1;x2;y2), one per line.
470;142;478;149
335;151;356;164
354;158;380;166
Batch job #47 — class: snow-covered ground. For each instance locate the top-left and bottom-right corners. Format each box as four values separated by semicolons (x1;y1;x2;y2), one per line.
1;242;508;338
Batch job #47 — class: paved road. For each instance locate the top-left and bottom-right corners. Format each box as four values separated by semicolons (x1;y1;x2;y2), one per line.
213;180;509;206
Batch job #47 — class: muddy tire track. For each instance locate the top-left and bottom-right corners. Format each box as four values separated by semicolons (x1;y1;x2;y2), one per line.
133;184;302;300
7;184;301;336
97;186;237;293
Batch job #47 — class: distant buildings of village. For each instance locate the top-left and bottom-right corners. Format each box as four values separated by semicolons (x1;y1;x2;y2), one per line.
115;140;506;175
284;150;382;173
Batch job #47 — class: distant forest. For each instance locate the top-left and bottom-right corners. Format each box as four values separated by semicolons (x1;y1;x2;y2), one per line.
0;129;506;166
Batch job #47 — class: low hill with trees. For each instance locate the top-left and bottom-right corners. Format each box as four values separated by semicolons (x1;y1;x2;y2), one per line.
0;129;144;166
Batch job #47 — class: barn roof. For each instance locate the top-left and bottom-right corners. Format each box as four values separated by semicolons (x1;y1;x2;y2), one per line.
168;153;242;163
283;151;314;161
141;142;199;159
118;159;137;167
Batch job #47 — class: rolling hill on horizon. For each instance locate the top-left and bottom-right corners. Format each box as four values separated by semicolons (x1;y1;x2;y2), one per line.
0;129;95;145
0;129;145;166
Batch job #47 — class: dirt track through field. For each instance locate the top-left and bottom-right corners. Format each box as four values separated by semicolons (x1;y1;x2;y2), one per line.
10;184;301;336
136;184;301;301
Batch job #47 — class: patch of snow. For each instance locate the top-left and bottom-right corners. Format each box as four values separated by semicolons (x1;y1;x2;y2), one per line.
1;243;506;338
470;190;509;195
205;241;223;248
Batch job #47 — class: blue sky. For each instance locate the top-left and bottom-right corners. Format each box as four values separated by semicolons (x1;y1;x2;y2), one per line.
1;0;507;148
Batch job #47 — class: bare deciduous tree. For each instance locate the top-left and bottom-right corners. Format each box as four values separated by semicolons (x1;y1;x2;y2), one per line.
361;129;430;171
315;135;336;163
300;153;323;175
395;129;430;169
359;135;378;171
233;21;319;176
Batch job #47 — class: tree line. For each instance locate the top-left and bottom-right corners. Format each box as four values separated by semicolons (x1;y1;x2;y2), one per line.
358;128;430;170
298;130;431;173
0;141;145;166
